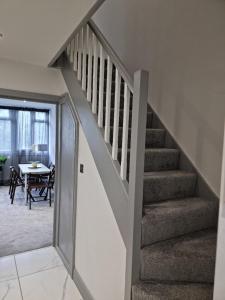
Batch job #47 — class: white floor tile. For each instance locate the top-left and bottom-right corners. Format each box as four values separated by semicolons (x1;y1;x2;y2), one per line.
15;246;63;277
20;265;82;300
0;256;17;282
0;279;22;300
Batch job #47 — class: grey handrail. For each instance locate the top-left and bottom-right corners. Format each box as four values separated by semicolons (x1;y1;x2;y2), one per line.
88;20;134;93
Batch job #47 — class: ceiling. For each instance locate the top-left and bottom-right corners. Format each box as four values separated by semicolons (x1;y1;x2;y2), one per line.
0;98;55;110
0;0;96;66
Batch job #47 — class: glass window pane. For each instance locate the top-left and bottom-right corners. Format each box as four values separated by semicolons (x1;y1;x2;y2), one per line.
0;109;10;118
35;112;46;121
34;122;48;145
17;111;31;150
0;120;11;151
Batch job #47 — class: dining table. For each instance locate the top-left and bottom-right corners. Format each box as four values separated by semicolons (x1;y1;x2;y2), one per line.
18;163;50;201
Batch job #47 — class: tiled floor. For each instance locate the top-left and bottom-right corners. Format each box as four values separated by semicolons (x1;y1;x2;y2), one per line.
0;246;83;300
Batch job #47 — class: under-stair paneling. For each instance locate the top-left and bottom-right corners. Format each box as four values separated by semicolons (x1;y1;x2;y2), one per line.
75;127;126;300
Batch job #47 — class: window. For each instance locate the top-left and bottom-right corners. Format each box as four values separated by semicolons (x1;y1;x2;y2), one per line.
17;111;32;150
0;109;12;152
33;112;48;145
0;107;49;153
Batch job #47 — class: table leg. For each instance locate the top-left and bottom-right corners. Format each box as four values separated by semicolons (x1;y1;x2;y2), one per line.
20;169;23;191
25;174;27;202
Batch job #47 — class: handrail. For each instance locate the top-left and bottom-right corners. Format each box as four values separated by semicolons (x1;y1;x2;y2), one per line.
88;20;134;93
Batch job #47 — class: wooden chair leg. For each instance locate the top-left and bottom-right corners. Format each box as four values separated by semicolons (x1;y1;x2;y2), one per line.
29;191;31;210
9;183;12;195
44;188;48;201
49;188;51;207
39;187;45;197
11;186;16;204
26;188;29;204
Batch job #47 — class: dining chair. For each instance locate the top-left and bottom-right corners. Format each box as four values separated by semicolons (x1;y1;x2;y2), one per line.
10;168;25;204
8;166;14;196
39;165;55;197
27;168;55;209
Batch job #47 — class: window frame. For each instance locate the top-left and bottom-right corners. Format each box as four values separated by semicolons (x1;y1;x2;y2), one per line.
0;106;50;153
0;108;12;152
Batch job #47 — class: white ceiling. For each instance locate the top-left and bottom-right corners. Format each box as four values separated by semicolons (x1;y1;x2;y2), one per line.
0;98;55;110
0;0;96;66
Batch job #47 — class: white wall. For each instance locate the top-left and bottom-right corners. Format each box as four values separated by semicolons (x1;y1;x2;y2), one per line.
93;0;225;196
75;127;126;300
0;58;66;95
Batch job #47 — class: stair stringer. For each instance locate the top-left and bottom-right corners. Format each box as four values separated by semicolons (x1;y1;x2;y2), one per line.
62;60;131;247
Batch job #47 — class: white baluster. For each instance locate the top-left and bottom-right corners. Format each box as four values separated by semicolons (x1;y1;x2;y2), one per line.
77;32;82;81
104;57;112;142
82;27;87;91
69;39;74;63
120;84;130;180
87;26;92;102
73;34;78;71
92;34;98;114
112;69;121;160
98;45;105;127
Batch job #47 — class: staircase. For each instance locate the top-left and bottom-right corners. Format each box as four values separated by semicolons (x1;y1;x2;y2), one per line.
58;20;218;300
132;111;218;299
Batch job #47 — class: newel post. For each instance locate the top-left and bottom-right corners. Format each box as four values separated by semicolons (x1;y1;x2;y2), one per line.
125;70;149;299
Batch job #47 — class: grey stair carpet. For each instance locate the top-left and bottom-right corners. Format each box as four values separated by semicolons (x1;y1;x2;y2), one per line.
125;106;218;299
141;229;216;283
110;127;165;148
132;281;213;300
143;171;197;203
142;197;218;246
118;149;180;175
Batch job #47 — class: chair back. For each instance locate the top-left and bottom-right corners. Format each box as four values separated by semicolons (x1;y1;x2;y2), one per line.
9;166;15;181
11;168;23;185
48;165;55;188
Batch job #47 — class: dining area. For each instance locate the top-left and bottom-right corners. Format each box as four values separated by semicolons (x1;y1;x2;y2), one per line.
0;99;56;257
9;162;55;210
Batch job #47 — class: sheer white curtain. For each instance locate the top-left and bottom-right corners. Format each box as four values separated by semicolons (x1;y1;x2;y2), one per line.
0;108;49;182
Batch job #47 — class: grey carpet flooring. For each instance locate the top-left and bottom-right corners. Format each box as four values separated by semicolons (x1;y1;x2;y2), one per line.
0;185;54;257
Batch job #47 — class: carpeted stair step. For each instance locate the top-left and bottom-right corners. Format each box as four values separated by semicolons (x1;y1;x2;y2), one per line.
132;281;213;300
140;229;216;283
103;109;153;128
142;197;218;246
110;127;165;148
144;149;179;172
143;171;197;204
118;149;179;173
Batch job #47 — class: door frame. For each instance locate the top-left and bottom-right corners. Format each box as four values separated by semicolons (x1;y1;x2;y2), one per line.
53;93;79;277
0;88;61;248
0;88;79;278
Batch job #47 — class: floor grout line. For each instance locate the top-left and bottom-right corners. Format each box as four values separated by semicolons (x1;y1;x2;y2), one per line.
14;256;24;300
18;263;64;279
